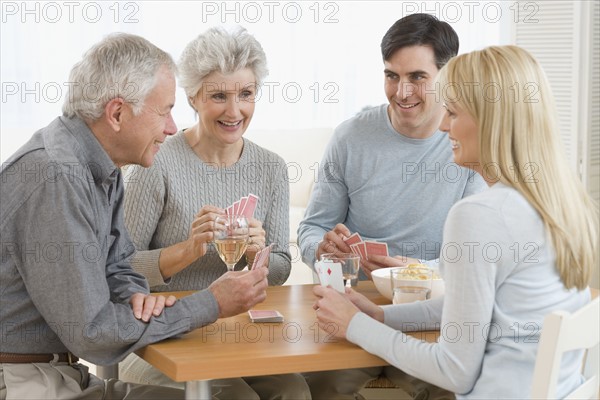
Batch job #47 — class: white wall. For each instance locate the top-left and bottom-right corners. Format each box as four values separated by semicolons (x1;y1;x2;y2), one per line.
1;0;510;162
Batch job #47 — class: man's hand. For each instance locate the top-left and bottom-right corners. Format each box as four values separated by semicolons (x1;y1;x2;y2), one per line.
208;268;269;318
316;223;353;261
361;254;420;279
130;293;177;322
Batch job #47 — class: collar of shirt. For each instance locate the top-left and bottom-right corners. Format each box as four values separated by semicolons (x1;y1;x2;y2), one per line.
58;116;119;187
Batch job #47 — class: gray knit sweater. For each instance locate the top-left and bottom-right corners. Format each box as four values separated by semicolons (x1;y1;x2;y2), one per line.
122;131;291;291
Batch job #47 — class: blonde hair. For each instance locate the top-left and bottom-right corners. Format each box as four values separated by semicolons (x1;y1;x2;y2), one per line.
438;45;598;290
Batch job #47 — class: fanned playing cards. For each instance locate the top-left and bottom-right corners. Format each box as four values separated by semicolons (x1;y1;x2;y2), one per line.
226;194;259;218
251;244;273;270
344;232;389;260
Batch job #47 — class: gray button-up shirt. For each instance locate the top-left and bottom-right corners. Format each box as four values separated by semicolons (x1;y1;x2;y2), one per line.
0;116;218;365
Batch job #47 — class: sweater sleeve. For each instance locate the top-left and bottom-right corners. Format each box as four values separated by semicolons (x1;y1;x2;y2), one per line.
263;159;292;285
382;295;444;331
123;163;168;287
346;200;498;394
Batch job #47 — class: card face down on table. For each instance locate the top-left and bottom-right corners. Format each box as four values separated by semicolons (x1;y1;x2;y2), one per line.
248;309;284;323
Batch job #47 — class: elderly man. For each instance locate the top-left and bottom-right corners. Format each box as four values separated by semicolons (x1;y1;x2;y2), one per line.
0;33;269;399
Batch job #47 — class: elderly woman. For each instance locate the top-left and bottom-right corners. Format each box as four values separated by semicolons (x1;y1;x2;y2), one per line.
312;45;598;399
119;27;308;399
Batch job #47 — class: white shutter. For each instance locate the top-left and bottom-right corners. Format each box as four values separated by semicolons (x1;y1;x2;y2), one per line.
580;1;599;290
512;1;582;172
584;1;600;205
513;1;600;288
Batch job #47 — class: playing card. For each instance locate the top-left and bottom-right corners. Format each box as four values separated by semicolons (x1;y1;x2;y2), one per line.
365;241;389;257
344;232;363;246
241;194;259;218
349;243;362;258
326;262;345;293
248;309;284;323
226;205;234;215
251;244;273;270
316;261;344;293
355;242;368;260
233;200;241;216
238;197;248;215
315;260;328;286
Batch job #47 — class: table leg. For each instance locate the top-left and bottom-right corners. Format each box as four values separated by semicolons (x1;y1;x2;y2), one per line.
185;380;212;399
96;364;119;379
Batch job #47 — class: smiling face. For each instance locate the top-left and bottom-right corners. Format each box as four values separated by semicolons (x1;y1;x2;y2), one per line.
117;66;177;167
384;45;444;139
192;68;257;146
439;103;481;172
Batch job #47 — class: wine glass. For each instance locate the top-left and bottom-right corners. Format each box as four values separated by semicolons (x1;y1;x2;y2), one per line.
320;252;360;288
213;215;249;271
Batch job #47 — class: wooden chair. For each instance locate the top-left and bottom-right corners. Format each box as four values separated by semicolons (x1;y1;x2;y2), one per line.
531;297;599;399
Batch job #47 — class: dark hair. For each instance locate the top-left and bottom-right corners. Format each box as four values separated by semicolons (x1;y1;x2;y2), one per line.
381;13;459;69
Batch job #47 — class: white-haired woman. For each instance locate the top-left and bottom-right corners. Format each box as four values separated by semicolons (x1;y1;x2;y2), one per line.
120;27;308;399
312;45;598;399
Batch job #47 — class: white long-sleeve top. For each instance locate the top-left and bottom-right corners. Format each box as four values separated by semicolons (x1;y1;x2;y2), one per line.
347;182;590;399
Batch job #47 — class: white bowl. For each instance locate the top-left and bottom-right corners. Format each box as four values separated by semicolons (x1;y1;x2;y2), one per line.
371;267;445;301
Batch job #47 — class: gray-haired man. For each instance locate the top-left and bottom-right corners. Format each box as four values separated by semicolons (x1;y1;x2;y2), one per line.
0;33;269;399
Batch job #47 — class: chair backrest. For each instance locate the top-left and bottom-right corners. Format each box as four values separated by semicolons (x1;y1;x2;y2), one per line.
531;297;600;399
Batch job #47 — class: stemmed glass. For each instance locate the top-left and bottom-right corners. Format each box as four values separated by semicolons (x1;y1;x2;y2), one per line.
213;215;249;271
320;252;360;288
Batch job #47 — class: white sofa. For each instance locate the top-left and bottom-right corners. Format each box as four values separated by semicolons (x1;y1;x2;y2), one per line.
245;128;334;284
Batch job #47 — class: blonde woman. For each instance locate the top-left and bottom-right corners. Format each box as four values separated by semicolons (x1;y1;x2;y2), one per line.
312;45;598;399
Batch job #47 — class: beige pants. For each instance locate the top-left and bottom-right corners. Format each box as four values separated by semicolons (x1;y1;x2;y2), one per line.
304;366;455;400
120;353;311;400
0;362;183;399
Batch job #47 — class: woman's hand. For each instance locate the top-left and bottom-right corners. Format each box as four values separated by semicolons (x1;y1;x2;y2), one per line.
344;288;385;322
245;217;266;267
312;285;361;339
186;205;226;260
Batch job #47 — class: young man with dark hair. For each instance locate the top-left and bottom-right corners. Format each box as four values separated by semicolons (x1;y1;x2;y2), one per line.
299;13;485;399
299;13;485;282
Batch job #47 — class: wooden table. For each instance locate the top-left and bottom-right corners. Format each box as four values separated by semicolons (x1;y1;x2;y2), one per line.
136;282;438;399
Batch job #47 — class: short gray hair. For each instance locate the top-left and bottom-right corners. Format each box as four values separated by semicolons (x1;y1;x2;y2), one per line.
178;26;268;102
62;33;176;122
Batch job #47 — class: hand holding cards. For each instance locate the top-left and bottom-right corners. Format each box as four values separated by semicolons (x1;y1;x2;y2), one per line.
343;232;389;261
315;253;360;292
250;244;273;270
315;259;345;293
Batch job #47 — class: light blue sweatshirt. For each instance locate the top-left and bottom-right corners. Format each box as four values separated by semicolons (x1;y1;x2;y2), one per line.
298;104;486;268
347;183;590;399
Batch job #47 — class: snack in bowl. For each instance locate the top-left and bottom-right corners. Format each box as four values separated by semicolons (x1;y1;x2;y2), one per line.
372;264;445;301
